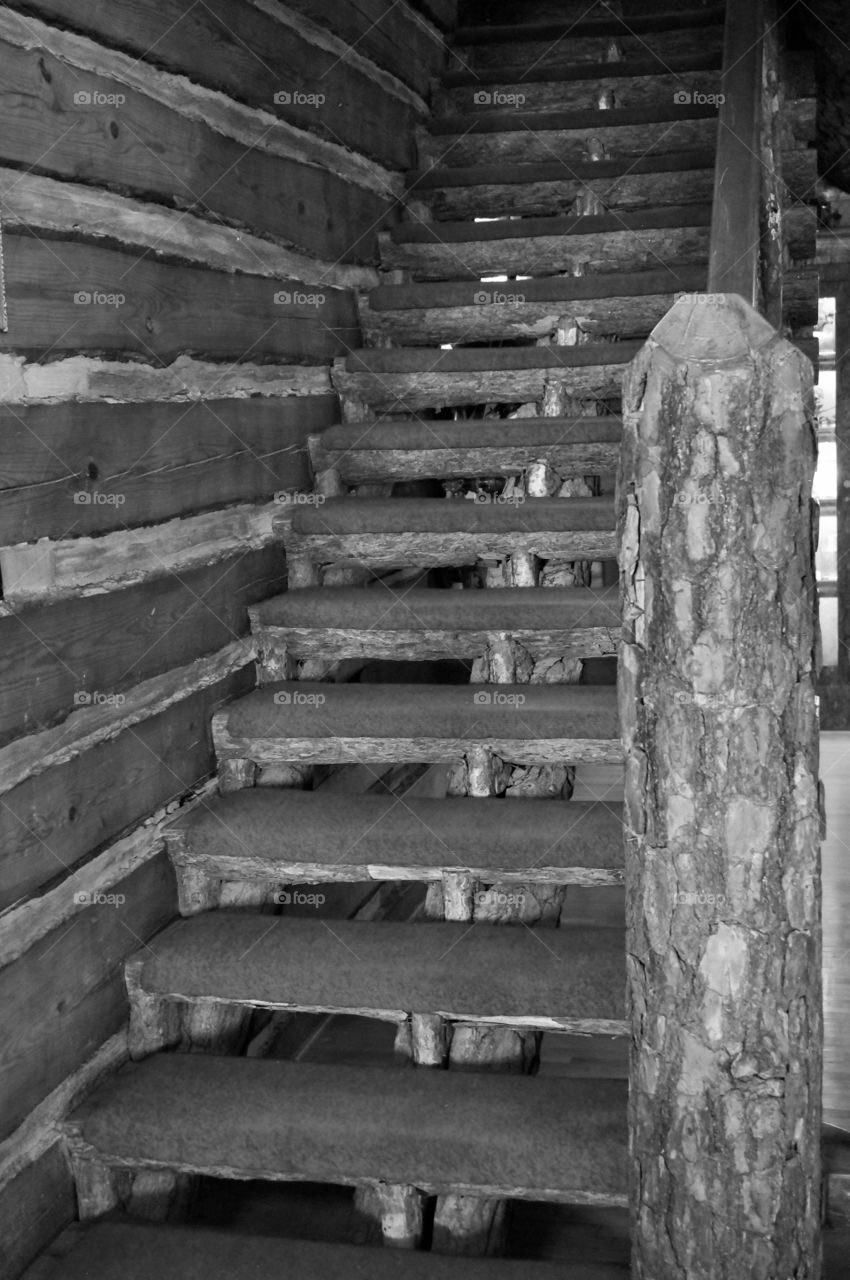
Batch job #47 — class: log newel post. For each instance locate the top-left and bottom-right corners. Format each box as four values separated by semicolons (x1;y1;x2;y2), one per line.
617;295;822;1280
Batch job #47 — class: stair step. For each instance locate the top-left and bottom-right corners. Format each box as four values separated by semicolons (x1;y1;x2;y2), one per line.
310;416;623;482
251;585;619;663
409;151;716;219
454;5;725;45
334;343;640;413
164;788;626;887
451;22;724;75
212;682;623;767
360;266;707;345
280;496;617;571
460;0;719;26
131;914;627;1034
64;1055;629;1205
30;1220;630;1280
436;55;723;114
380;207;712;280
421;105;719;167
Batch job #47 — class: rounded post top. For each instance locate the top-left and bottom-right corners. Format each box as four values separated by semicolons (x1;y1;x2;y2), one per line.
650;293;778;363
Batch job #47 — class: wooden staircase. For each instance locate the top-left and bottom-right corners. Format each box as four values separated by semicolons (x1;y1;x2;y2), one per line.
48;3;824;1276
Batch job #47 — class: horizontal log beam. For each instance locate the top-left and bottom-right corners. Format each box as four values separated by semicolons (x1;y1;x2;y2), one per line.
0;551;274;761
0;170;379;291
1;501;281;604
0;353;331;405
0;235;359;364
0;395;336;543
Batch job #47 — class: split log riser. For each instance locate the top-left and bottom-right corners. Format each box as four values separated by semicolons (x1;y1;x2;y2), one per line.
618;298;822;1278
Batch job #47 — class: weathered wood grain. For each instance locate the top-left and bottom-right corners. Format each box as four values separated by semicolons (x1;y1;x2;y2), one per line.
0;234;359;363
618;295;821;1278
2;501;281;605
254;0;444;98
451;23;724;73
0;548;277;752
0;395;335;543
0;34;392;262
0;169;380;290
435;63;723;115
420;113;720;168
0;352;332;404
0;854;176;1141
0;3;417;172
287;529;617;574
0;667;252;912
359;288;693;345
378;221;712;282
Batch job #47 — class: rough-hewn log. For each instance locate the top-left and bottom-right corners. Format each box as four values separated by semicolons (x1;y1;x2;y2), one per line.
618;294;821;1279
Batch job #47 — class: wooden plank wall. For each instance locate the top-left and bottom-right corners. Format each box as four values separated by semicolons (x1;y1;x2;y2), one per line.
0;2;454;1274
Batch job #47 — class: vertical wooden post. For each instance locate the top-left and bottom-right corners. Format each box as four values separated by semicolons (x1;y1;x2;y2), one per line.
618;295;822;1280
835;280;850;686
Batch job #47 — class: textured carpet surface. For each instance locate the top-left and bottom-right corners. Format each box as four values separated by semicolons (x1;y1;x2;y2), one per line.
71;1056;628;1197
254;586;620;632
290;496;614;535
171;790;625;872
141;915;626;1020
223;682;620;740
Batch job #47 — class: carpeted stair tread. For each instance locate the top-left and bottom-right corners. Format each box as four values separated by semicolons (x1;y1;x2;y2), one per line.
66;1055;629;1203
28;1220;630;1280
430;101;720;136
165;788;626;881
136;914;626;1027
253;585;619;633
367;265;706;311
340;342;642;374
387;205;712;245
286;496;614;536
406;149;716;191
440;49;722;89
453;5;725;44
218;681;620;742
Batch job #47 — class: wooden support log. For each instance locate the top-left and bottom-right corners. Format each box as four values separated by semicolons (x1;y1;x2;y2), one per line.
124;1169;194;1223
125;957;182;1060
352;1183;425;1249
618;294;821;1279
431;1195;508;1256
218;758;257;794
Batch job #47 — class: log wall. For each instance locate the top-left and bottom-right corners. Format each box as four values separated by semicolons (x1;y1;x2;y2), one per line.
0;2;454;1274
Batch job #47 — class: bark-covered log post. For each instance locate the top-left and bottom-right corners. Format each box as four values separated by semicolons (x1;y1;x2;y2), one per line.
618;294;822;1280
